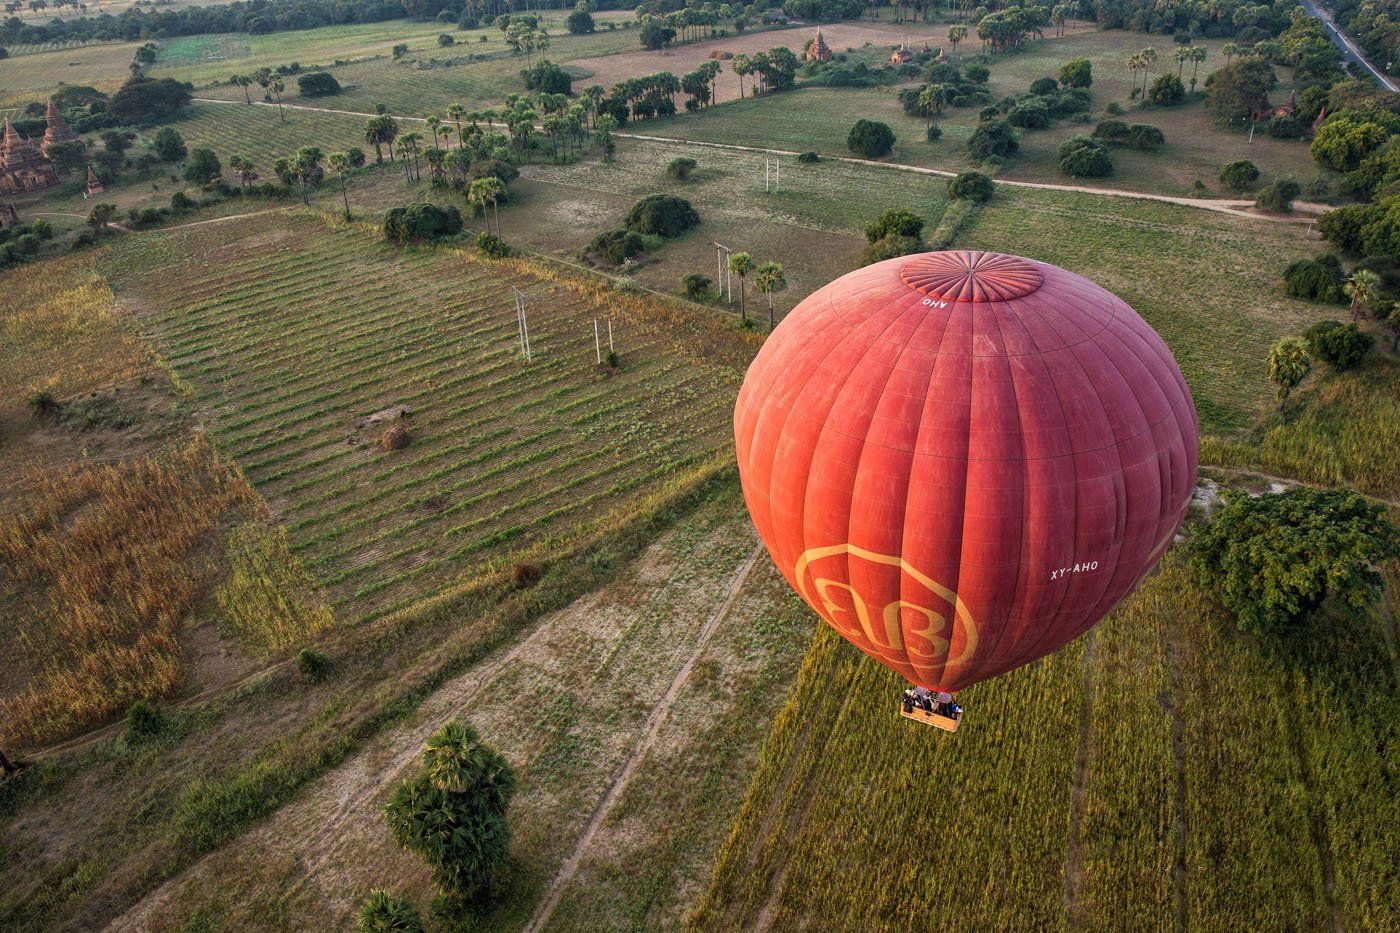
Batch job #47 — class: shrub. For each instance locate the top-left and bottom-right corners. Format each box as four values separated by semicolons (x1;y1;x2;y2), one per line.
1126;123;1165;151
356;890;423;932
1049;87;1092;116
183;148;221;185
797;151;820;164
1008;98;1051;129
1093;120;1130;145
1189;488;1398;633
624;194;699;237
861;234;923;266
1303;319;1375;369
847;119;895;158
567;6;595;34
438;33;454;46
968;119;1018;160
170;191;195;211
475;231;509;257
666;156;698;180
964;63;990;83
1029;76;1059;96
28;389;60;419
1255;178;1301;212
1058;136;1112;177
296;72;341;96
925;124;942;141
1059;57;1092;88
126;698;163;740
522;58;572;95
864;208;924;243
510;562;542;588
1283;254;1346;303
1148;72;1185;105
383;203;463;242
152;126;186;161
1220;159;1260;191
682;272;713;299
947;171;994;202
589;228;645;265
295;648;331;681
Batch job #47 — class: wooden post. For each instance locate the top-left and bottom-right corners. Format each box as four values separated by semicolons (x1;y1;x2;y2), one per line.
607;318;614;351
594;318;601;364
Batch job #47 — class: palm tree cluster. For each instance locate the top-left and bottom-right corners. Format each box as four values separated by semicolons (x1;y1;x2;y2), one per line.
726;252;788;328
1125;47;1159;98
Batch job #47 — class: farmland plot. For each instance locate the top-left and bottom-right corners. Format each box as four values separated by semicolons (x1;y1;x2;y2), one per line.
101;211;754;623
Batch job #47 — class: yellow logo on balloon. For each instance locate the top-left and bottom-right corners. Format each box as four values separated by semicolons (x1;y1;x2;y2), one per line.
793;543;978;676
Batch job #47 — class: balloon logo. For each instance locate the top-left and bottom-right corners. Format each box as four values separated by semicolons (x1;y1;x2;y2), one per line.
734;251;1198;692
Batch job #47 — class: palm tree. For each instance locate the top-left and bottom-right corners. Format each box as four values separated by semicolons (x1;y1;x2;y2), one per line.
270;75;286;122
728;251;755;322
447;103;466;145
1222;42;1240;63
292;146;322;205
398;131;423;182
918;83;948;130
328;151;351;219
252;66;273;101
948;24;967;58
1345;269;1382;323
426;115;443;149
1188;45;1208;92
231;73;252;104
732;53;751;98
1138;48;1158;96
1175;45;1190;77
1268;336;1310;407
469;176;504;234
364;115;398;163
1126;53;1143;96
754;261;787;329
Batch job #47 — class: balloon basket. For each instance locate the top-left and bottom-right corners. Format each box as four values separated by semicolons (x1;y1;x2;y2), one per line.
900;704;962;733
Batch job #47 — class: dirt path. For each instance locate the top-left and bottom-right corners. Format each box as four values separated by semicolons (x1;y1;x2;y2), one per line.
1062;629;1097;926
106;516;761;931
188;97;1325;223
31;211;130;231
1201;463;1400;509
521;542;764;933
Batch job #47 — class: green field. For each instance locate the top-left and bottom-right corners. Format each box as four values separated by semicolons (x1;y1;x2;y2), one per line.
101;211;754;622
695;544;1400;930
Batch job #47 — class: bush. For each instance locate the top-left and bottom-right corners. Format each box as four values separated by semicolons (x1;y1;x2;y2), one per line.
1148;72;1185;105
1059;57;1092;88
947;171;994;202
1049;88;1092;116
1007;98;1051;129
861;234;923;266
1058;136;1112;177
624;193;699;237
522;58;572;95
170;191;195;211
1303;319;1375;369
475;231;510;257
1029;76;1059;96
510;562;542;588
682;272;713;299
589;228;645;265
382;202;463;242
126;699;163;740
294;648;331;681
797;151;819;164
925;124;942;141
968;119;1018;160
666;156;697;180
847;119;895;159
356;890;423;932
1126;123;1165;151
1188;488;1398;633
1093;120;1130;145
438;32;454;46
1255;178;1301;213
1220;159;1260;191
864;207;924;243
567;7;594;34
297;72;341;96
1283;254;1346;303
183;148;221;185
152;126;186;161
964;63;990;83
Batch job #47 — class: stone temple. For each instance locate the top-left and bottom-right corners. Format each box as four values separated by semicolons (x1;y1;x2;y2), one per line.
2;117;60;196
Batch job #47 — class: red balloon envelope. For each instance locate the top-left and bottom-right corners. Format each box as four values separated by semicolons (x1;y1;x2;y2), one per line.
734;251;1198;692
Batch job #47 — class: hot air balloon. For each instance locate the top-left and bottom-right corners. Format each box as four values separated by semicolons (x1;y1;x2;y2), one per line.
734;250;1198;731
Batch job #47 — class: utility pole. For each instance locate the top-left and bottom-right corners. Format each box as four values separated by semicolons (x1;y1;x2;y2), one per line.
513;286;531;362
711;241;734;303
594;318;602;364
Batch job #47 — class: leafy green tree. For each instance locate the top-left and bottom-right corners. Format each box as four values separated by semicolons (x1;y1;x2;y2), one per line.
947;171;994;202
1267;336;1310;404
152;126;186;161
1058;136;1112;177
567;1;594;34
1204;58;1274;124
183;148;221;185
847;119;895;159
107;77;191;124
228;155;257;189
968;119;1018;161
1126;123;1165;150
754;260;786;328
1282;254;1346;303
1189;488;1398;634
1303;319;1374;369
385;720;515;907
1219;158;1259;191
865;208;924;244
1310;116;1389;173
297;72;340;96
1255;178;1300;213
624;193;698;237
356;890;423;932
1008;98;1051;129
728;251;755;323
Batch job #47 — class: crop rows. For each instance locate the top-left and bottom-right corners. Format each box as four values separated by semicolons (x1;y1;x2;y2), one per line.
109;214;745;622
697;550;1399;929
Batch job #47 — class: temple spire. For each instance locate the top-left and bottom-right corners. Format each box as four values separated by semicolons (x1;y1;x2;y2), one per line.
43;99;80;155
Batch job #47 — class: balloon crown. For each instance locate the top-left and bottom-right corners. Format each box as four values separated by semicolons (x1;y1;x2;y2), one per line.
900;250;1044;303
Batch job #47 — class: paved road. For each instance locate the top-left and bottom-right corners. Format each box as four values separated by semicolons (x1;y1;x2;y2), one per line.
1298;0;1398;92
